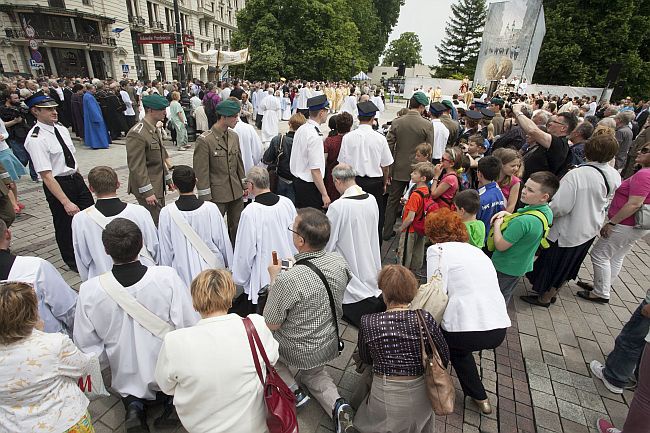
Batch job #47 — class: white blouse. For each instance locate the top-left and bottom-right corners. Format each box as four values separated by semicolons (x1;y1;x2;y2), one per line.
0;330;93;433
0;118;9;152
427;242;511;333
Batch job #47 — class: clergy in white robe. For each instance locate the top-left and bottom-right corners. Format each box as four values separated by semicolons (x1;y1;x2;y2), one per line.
72;166;159;282
261;91;281;146
296;85;311;112
340;93;358;117
234;116;263;175
325;164;384;327
158;165;233;288
371;94;385;120
232;167;297;309
73;218;199;403
0;220;77;335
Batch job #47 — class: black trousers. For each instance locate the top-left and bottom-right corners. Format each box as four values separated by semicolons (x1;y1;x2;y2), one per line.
342;296;386;328
122;391;173;409
356;175;385;244
293;178;324;210
442;328;507;400
383;179;409;239
44;173;94;267
255;113;263;129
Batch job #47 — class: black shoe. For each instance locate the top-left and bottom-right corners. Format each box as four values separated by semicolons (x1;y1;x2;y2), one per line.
294;387;311;408
576;281;594;291
333;398;358;433
153;396;180;429
576;290;609;303
66;262;78;273
520;295;551;308
551;296;557;304
124;403;149;432
382;230;396;241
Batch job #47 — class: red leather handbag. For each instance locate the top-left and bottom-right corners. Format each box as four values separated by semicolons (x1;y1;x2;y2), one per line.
243;317;299;433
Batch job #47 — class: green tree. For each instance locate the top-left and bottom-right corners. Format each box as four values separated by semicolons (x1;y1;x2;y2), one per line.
348;0;384;68
382;32;422;67
534;0;650;99
232;0;368;80
434;0;487;78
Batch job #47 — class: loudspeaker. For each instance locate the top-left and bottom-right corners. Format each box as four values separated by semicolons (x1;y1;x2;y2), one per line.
605;63;623;84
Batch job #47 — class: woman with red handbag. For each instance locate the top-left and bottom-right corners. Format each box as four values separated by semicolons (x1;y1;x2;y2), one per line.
155;269;281;433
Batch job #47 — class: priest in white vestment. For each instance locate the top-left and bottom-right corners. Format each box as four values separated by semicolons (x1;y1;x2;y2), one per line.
74;218;198;430
0;220;77;335
158;165;233;288
296;84;311;116
325;164;385;327
370;92;385;121
339;90;358;118
232;167;297;314
261;90;281;147
233;110;264;174
71;166;159;282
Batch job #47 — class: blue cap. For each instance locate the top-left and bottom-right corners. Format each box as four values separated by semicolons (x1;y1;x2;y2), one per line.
357;101;378;117
307;94;329;111
25;92;58;108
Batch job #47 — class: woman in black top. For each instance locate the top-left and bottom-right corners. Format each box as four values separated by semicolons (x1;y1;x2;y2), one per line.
355;265;449;433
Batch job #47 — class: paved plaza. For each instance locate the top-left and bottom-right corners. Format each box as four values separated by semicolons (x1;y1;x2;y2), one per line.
9;104;649;433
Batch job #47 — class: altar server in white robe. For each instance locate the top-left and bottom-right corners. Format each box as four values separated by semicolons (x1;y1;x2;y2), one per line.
261;89;281;147
339;89;358;118
233;105;264;173
296;83;312;116
232;166;297;314
158;165;233;288
0;219;77;335
74;218;199;431
371;90;385;121
72;166;159;282
325;164;385;327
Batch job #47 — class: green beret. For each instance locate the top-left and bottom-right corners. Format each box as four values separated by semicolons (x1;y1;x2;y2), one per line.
216;99;241;116
412;91;429;107
490;97;505;107
142;94;169;109
441;99;454;110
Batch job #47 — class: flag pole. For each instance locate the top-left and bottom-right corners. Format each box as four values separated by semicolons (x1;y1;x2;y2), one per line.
242;39;250;81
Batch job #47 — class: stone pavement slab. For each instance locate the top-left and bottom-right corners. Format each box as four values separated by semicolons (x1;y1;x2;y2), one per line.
9;104;649;432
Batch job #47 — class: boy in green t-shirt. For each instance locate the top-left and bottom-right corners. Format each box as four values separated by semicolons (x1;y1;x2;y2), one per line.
491;171;559;305
454;189;485;248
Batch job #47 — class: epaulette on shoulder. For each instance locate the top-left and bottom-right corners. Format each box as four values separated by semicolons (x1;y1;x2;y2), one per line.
132;123;144;134
31;126;40;138
199;130;212;138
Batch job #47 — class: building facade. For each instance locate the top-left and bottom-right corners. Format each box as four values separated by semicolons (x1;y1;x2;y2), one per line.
0;0;243;81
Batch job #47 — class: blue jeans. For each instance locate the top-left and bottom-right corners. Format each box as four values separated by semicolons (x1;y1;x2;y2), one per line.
604;301;650;388
276;178;295;204
7;138;37;180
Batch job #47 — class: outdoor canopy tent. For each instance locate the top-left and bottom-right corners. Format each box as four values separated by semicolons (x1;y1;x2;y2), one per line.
352;71;370;80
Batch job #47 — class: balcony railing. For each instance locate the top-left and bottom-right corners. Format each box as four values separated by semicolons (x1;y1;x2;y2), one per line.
129;16;146;27
4;28;116;46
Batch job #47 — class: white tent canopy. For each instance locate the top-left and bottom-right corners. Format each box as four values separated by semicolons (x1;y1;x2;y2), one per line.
352;71;370;80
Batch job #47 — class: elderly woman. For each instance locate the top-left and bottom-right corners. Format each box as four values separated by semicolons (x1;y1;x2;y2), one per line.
240;92;253;124
577;141;650;302
425;208;511;414
169;91;190;150
522;134;621;306
0;281;95;433
355;264;449;433
155;269;279;433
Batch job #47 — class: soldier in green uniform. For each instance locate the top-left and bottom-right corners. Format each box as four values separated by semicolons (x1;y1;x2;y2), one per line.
0;161;17;227
193;99;245;244
126;94;174;225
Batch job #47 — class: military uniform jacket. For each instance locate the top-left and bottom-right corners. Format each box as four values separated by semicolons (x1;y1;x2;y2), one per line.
126;118;171;199
193;126;245;203
386;111;434;181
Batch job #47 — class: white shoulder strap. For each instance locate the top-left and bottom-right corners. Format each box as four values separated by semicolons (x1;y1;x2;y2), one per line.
86;206;155;264
98;272;173;339
168;203;220;268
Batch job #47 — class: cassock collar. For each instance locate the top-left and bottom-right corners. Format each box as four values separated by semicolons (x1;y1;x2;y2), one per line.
253;191;280;206
176;195;204;211
340;185;366;199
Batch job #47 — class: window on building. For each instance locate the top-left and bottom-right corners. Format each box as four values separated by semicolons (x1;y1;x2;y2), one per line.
211;2;214;11
146;2;154;24
169;44;177;58
48;0;66;7
228;11;231;23
155;60;166;81
152;44;162;57
126;0;134;19
131;31;144;55
82;0;92;5
220;7;224;19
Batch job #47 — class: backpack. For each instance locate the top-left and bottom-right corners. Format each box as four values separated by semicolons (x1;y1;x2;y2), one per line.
411;190;437;236
486;209;551;252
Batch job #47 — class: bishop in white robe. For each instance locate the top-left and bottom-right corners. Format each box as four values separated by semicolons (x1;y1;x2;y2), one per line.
72;198;159;282
325;165;384;327
232;168;297;310
234;117;263;175
159;195;233;288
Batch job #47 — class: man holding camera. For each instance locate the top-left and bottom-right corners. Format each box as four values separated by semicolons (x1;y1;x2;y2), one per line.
264;208;357;433
0;91;37;181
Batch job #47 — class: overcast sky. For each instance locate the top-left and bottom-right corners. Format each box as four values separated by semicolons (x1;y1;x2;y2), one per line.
387;0;497;66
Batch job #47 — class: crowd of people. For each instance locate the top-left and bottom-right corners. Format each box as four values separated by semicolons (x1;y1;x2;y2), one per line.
0;71;649;433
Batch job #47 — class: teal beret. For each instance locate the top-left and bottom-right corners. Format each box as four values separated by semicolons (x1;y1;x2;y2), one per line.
490;97;505;107
441;99;454;110
216;99;241;116
142;94;169;109
412;91;429;107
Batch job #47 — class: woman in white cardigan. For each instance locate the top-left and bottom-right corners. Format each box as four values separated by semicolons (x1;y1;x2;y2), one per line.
425;208;511;415
523;133;621;307
155;269;279;433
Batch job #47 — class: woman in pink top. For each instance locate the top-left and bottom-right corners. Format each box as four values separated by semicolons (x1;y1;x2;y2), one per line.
431;146;463;209
493;148;522;213
577;143;650;302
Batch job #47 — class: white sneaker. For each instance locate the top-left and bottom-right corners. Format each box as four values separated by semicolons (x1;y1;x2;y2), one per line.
590;360;624;394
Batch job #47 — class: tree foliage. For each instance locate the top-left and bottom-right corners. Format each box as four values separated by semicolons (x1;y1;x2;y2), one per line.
382;32;422;67
434;0;487;78
232;0;403;79
534;0;650;99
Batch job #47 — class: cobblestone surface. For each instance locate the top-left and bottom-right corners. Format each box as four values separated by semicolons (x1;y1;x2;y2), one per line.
9;104;649;432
